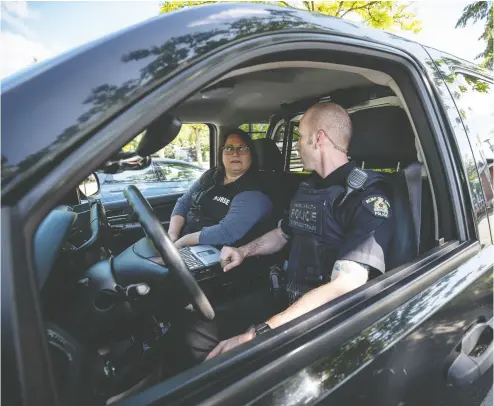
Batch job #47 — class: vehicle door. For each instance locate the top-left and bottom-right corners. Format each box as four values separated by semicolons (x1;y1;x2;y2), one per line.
242;59;494;406
3;5;493;406
315;48;494;406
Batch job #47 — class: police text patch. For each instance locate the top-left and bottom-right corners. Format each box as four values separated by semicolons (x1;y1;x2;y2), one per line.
362;196;391;218
289;201;323;234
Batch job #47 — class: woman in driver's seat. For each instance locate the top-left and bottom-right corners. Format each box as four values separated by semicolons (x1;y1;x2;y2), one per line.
168;128;273;249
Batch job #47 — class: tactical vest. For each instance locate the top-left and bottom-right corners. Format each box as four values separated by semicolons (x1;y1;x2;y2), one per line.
184;168;272;247
285;170;388;305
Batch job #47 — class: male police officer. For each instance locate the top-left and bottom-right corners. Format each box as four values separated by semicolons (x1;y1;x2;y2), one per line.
203;102;394;359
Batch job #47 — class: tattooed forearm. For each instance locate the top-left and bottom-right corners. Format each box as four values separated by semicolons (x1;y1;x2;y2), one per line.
240;228;288;259
267;260;370;329
331;260;370;283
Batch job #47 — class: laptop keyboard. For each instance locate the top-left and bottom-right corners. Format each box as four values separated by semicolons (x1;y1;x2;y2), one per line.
179;247;205;271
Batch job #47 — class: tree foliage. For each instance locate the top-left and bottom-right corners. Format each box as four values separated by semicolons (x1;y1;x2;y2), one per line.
456;1;493;70
123;124;210;166
160;1;422;33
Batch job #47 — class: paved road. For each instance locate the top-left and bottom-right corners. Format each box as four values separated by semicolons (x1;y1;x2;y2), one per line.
482;388;493;406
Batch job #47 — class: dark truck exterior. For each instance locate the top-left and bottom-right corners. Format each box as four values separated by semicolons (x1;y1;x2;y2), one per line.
2;4;493;406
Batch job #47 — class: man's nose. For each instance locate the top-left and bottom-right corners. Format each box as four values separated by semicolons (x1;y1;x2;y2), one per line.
232;148;240;156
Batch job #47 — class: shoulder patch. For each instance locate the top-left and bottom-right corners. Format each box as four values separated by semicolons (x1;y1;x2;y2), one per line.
362;196;391;218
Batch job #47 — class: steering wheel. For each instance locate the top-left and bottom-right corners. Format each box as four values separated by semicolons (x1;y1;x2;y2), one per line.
123;185;215;320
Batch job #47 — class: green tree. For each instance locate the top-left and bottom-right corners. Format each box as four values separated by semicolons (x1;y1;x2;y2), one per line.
122;132;144;152
160;1;422;33
151;124;209;165
455;1;493;70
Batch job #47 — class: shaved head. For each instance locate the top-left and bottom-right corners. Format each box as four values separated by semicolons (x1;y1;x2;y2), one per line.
301;103;353;149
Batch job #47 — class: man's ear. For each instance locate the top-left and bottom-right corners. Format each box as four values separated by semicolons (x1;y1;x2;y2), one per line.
315;130;325;149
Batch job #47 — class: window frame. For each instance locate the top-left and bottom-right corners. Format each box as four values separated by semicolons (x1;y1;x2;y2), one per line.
449;68;494;245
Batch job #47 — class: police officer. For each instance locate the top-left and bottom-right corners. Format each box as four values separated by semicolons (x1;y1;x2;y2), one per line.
167;103;393;368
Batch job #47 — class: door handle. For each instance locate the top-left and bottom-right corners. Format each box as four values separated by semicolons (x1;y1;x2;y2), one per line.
447;318;493;387
108;214;129;221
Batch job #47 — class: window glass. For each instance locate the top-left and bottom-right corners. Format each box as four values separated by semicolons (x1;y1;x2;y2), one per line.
239;123;269;140
453;73;494;223
157;124;210;170
106;124;210;184
272;121;305;172
104;166;159;184
273;122;285;153
454;73;493;146
122;124;210;169
156;162;204;182
289;124;304;172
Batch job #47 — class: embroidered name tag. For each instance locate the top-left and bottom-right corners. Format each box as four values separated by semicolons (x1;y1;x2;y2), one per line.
289;201;323;234
213;196;230;205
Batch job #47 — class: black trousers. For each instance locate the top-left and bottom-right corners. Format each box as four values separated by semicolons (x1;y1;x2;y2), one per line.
165;288;279;373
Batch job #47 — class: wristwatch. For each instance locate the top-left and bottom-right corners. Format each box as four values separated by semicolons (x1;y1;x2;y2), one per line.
254;322;272;336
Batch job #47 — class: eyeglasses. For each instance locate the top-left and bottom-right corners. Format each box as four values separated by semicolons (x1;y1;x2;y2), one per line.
222;145;251;155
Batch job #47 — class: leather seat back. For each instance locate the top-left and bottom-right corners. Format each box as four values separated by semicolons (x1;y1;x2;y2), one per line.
350;105;421;270
252;138;286;223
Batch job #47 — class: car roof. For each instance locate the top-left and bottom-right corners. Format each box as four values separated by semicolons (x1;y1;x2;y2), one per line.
0;2;482;191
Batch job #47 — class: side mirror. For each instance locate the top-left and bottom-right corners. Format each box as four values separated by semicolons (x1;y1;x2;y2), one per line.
78;173;100;197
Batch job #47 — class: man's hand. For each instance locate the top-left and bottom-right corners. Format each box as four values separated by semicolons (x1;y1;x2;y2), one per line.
220;246;246;272
205;329;255;360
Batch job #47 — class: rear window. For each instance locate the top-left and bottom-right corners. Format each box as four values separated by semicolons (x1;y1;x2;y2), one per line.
289;124;304;172
239;123;269;140
273;121;305;172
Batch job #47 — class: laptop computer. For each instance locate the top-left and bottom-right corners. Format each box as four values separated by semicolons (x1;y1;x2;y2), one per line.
179;245;221;271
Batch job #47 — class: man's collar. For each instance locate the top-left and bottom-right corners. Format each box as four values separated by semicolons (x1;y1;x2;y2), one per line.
313;161;356;189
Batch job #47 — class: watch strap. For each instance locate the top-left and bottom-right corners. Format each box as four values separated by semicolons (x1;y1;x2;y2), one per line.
254;322;271;336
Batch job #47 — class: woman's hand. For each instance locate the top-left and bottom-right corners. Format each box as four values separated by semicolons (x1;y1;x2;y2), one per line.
174;236;186;249
168;215;185;243
174;232;200;250
168;232;179;243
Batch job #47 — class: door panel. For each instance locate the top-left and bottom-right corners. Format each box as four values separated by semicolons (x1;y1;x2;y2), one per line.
103;192;183;253
325;263;493;406
249;244;493;406
185;244;492;406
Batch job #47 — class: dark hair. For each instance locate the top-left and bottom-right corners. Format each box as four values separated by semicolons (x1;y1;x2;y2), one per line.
218;128;259;172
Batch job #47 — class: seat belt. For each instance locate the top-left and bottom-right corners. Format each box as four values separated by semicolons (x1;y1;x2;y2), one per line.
403;162;422;255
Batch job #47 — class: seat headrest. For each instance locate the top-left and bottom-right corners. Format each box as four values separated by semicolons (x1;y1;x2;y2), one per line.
253;138;284;171
349;106;417;168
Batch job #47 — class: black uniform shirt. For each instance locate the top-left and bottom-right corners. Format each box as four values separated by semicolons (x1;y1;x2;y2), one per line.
281;161;393;274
